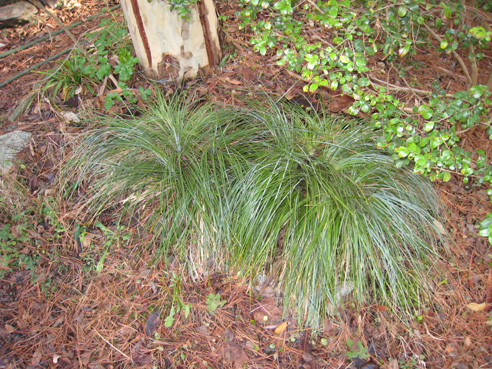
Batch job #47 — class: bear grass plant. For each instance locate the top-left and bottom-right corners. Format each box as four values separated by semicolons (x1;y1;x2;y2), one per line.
64;94;256;266
64;94;447;328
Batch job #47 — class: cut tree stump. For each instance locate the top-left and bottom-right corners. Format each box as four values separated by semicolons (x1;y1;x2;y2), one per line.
120;0;221;80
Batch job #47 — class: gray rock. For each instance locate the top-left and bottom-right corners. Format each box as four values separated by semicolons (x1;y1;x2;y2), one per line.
0;131;31;173
0;1;37;29
0;0;58;8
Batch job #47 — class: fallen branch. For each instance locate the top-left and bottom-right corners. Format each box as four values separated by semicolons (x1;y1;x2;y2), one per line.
369;76;454;98
423;23;472;88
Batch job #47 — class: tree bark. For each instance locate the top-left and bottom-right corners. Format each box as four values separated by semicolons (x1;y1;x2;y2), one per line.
120;0;221;80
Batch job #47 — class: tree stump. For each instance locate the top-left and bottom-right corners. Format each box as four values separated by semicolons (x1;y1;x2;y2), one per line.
120;0;221;80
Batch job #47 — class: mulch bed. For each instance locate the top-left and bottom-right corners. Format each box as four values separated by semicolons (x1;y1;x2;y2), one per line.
1;1;492;368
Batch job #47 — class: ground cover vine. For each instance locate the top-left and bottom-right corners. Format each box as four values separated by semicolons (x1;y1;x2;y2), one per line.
234;0;492;240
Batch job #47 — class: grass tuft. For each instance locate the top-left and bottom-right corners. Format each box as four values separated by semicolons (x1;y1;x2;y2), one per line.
64;94;447;328
228;103;445;327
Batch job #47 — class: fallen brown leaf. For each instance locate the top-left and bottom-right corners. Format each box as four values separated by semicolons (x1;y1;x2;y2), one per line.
4;324;16;334
386;359;399;369
222;77;242;85
445;342;456;354
466;302;487;312
251;297;284;325
10;225;20;239
274;321;288;335
217;341;250;368
145;311;160;336
239;67;257;82
197;324;212;335
31;350;42;366
82;233;95;249
224;327;234;341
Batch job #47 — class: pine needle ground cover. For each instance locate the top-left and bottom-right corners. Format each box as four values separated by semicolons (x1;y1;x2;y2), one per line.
65;95;447;328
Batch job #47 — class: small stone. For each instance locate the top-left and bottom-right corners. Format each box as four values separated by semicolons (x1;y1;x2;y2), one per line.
0;2;37;28
62;111;80;123
0;131;31;173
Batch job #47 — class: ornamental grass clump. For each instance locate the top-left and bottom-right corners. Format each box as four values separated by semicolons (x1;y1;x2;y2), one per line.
228;103;445;327
64;94;257;270
65;95;447;327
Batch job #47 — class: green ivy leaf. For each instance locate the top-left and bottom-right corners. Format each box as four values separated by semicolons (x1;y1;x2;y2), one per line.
470;85;485;99
397;5;407;17
339;55;350;64
361;104;370;113
396;147;409;158
479;228;490;237
454;110;470;121
408;143;421;154
424;121;435;131
418;105;434;120
353;39;364;52
165;306;175;328
442;171;451;182
328;6;338;17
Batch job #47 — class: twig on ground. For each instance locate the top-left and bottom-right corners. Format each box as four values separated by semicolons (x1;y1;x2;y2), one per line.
463;4;492;25
94;328;131;360
276;78;301;102
423;23;472;88
306;0;325;15
369;76;454;97
435;66;467;80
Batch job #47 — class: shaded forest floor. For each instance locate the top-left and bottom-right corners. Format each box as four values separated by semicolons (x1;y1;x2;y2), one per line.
1;1;492;368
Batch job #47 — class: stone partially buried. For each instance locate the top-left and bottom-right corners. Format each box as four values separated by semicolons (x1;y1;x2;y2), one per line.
0;1;37;29
0;131;31;173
